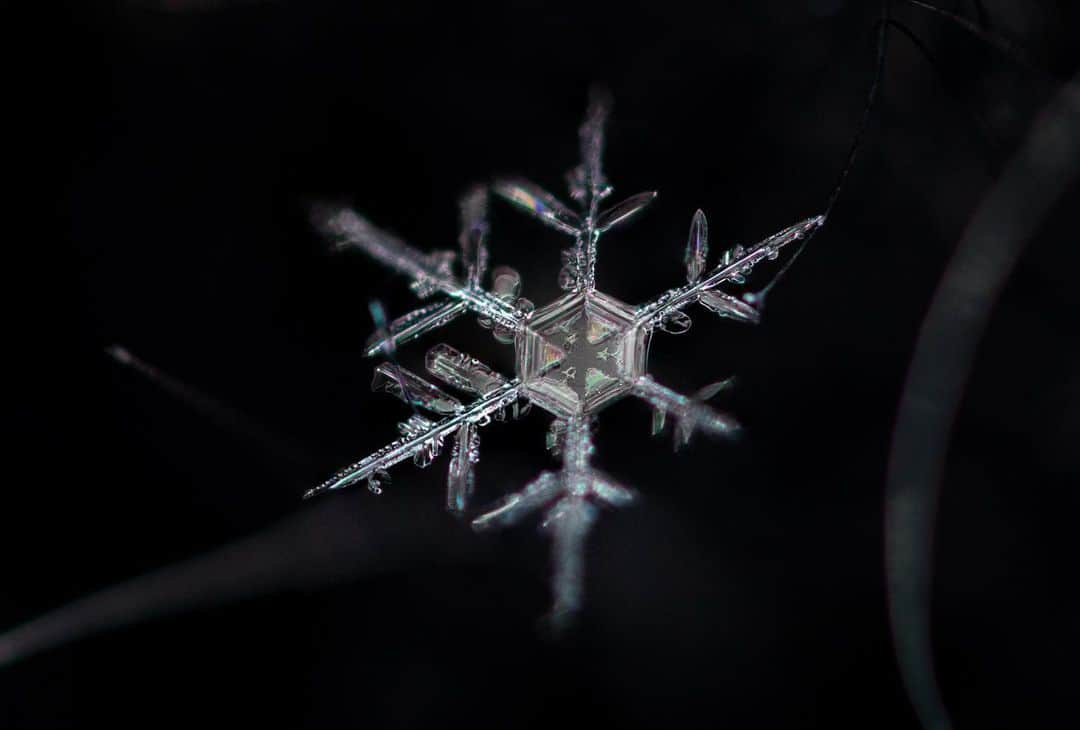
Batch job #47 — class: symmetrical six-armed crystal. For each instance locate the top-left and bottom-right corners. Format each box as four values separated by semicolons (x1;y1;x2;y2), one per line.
307;93;824;624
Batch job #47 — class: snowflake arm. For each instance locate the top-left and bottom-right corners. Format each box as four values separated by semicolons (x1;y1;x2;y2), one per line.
542;495;597;623
303;371;521;502
470;471;562;530
630;375;740;449
315;206;454;287
471;415;635;625
634;213;826;331
313;205;525;348
494;91;657;295
458;184;491;290
446;419;480;514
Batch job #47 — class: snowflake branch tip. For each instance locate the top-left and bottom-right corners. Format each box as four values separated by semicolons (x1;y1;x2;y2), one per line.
446;420;480;514
364;300;469;357
590;477;636;508
458;185;490;289
543;495;598;626
306;380;521;501
471;471;562;531
492;178;580;236
595;191;657;233
632;375;741;447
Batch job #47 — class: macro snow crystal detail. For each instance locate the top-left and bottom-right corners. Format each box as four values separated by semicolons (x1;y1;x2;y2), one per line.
307;92;824;625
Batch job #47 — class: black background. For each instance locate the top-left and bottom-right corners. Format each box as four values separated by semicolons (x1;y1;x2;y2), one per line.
6;1;1080;728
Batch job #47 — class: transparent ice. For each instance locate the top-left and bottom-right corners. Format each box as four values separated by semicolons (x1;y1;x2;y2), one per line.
308;92;824;625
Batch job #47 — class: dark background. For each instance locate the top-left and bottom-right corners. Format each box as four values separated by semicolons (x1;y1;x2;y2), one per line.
6;1;1080;728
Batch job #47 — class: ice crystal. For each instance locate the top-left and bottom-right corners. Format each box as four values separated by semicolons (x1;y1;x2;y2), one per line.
307;92;824;625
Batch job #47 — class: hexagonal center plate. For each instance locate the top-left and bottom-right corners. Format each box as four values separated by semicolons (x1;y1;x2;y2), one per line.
516;291;649;418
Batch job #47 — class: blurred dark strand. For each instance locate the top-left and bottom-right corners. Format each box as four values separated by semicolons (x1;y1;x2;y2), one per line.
886;72;1080;730
901;0;1043;76
884;19;1002;170
755;0;890;302
106;344;312;469
0;496;479;668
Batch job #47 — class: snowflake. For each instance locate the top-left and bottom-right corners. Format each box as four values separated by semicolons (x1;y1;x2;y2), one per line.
307;92;824;625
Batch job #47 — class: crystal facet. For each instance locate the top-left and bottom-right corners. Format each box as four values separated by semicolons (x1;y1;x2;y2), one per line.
517;290;645;418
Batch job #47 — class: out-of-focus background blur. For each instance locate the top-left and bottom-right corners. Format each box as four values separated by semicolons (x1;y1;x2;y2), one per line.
5;1;1080;727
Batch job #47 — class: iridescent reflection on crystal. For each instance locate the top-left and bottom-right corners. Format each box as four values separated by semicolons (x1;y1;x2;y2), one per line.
307;91;825;624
